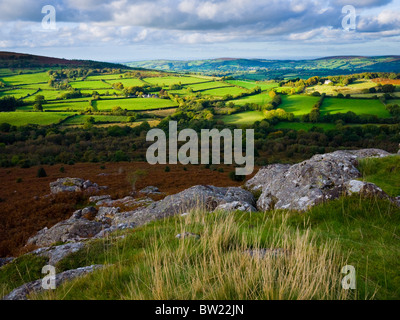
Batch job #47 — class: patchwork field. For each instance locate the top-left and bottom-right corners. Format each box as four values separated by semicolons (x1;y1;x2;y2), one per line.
186;81;232;91
226;80;278;91
201;86;247;97
69;81;113;90
0;67;397;128
0;72;49;86
0;112;74;126
280;95;321;116
113;79;146;88
231;93;272;106
143;76;212;86
320;98;391;117
96;98;177;111
221;111;265;125
0;88;38;99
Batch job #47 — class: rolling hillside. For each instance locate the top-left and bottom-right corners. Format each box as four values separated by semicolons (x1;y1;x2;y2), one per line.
0;52;135;70
127;56;400;80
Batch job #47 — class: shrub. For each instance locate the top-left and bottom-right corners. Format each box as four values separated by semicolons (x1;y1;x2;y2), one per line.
37;168;47;178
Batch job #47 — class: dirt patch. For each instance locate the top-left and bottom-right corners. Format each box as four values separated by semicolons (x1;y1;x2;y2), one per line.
0;162;256;257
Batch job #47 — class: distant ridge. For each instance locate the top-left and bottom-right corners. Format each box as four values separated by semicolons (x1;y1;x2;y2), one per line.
127;56;400;80
0;51;135;70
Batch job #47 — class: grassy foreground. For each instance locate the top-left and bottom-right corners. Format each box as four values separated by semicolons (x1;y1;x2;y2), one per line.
1;196;399;300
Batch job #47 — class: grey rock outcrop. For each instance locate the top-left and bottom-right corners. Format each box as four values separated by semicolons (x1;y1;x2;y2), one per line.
139;186;161;195
27;218;104;247
89;195;112;204
215;201;257;212
246;149;392;212
32;242;85;265
95;207;120;224
114;185;256;226
2;265;103;300
50;178;106;194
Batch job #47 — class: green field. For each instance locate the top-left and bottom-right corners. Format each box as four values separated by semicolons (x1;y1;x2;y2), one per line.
201;86;247;97
63;114;129;125
39;101;91;111
321;98;391;117
109;79;145;88
0;112;74;126
96;98;177;111
280;95;321;116
85;74;124;81
0;72;49;86
0;88;38;99
231;93;272;106
388;99;400;105
69;81;113;90
274;122;336;131
186;81;232;92
221;111;265;125
143;76;211;86
226;80;278;91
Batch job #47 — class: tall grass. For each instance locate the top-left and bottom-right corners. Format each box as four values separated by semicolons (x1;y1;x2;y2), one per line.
35;209;350;300
126;211;348;300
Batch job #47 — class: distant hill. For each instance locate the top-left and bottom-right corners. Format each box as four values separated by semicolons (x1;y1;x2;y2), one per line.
126;56;400;80
0;52;134;70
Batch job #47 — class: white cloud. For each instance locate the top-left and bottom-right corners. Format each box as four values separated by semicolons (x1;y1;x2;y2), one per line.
0;0;399;57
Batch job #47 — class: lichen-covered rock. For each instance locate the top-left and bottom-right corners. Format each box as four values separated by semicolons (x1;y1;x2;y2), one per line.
50;178;106;194
176;232;200;240
114;185;256;226
215;201;257;212
32;242;85;265
139;186;161;195
27;218;104;247
71;207;98;220
89;195;112;204
246;149;391;211
2;265;103;300
93;222;137;239
95;207;120;224
344;180;389;199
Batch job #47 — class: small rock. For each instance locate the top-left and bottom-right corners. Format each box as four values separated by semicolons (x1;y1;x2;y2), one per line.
215;201;257;212
344;180;389;199
0;257;14;268
32;242;85;265
89;195;111;203
49;178;107;194
176;232;200;240
139;186;161;195
95;207;120;224
246;248;287;259
2;265;104;300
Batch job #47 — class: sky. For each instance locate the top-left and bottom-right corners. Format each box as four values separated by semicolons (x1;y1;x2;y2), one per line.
0;0;399;62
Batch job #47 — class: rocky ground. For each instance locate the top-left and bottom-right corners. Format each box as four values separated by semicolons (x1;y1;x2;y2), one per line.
1;148;399;300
